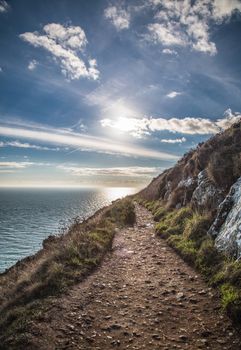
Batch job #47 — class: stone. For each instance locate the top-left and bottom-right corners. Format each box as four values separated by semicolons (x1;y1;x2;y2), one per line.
211;177;241;259
179;335;189;342
110;324;122;330
176;292;185;300
191;170;224;210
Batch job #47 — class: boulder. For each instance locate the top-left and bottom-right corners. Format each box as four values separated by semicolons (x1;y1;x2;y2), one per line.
210;177;241;259
191;170;224;210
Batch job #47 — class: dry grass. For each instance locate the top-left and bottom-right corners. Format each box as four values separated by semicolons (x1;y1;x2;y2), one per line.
139;121;241;208
0;198;135;345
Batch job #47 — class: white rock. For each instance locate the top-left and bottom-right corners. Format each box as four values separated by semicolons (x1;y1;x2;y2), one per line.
214;177;241;259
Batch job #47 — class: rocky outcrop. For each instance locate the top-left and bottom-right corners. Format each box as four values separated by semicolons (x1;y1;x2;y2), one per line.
209;177;241;259
191;170;224;210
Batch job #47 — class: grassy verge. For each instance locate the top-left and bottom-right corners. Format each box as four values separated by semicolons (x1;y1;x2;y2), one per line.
138;197;241;325
0;198;135;349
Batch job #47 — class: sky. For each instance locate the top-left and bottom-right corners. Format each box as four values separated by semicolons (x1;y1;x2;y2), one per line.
0;0;241;188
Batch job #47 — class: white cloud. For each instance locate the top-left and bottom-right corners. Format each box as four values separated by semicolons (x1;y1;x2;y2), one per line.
20;23;99;80
213;0;241;20
0;161;34;169
162;48;178;55
59;165;162;178
104;6;130;31
166;91;182;98
160;137;186;143
146;0;241;55
0;122;178;160
0;0;9;13
101;109;241;137
28;60;38;71
216;108;241;129
148;23;187;47
0;140;60;151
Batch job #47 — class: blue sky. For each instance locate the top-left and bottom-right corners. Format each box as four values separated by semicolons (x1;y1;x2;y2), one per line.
0;0;241;187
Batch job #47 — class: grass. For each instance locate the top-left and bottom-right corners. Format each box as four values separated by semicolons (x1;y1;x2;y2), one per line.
155;207;193;238
167;235;197;264
0;198;136;348
142;199;241;325
220;284;241;323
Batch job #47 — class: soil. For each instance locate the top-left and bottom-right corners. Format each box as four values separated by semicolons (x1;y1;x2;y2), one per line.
19;205;241;349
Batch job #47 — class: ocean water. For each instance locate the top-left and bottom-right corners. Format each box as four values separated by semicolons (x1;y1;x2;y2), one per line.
0;187;136;273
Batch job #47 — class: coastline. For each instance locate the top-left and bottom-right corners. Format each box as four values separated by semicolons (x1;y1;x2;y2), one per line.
0;196;136;348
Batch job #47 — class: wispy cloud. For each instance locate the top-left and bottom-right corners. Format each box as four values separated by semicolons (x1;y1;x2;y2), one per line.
0;140;61;151
166;91;182;98
104;6;130;31
0;122;178;160
160;137;186;144
101;109;241;137
20;23;99;80
0;0;10;13
59;165;162;177
0;161;34;169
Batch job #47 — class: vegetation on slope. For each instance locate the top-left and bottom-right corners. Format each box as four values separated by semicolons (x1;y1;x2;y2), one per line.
139;198;241;325
139;121;241;208
0;198;135;348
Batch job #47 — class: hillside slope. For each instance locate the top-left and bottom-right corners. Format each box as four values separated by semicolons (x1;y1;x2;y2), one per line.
138;120;241;323
140;121;241;208
139;120;241;259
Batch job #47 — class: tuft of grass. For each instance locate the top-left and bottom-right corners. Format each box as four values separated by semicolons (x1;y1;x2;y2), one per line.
155;207;193;238
153;206;168;221
183;213;212;248
220;284;241;323
167;235;197;264
211;260;241;288
220;283;239;309
195;238;223;276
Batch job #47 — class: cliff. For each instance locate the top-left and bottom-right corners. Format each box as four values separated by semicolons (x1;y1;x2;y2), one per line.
139;120;241;259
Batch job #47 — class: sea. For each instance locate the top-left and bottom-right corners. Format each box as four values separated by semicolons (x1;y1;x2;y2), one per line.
0;187;137;273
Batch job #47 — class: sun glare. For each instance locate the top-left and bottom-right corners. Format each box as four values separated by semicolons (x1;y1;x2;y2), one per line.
104;187;137;202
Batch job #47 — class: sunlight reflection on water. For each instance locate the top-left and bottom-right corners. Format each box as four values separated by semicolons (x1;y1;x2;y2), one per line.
103;187;137;202
0;187;138;272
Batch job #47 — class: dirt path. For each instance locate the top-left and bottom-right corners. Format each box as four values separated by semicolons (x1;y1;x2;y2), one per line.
27;205;241;350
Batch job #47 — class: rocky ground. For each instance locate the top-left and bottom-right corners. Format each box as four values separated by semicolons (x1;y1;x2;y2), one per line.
23;205;241;350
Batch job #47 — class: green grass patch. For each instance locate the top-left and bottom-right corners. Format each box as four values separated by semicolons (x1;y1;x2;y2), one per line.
220;284;241;323
183;213;212;248
144;202;241;325
167;235;198;264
